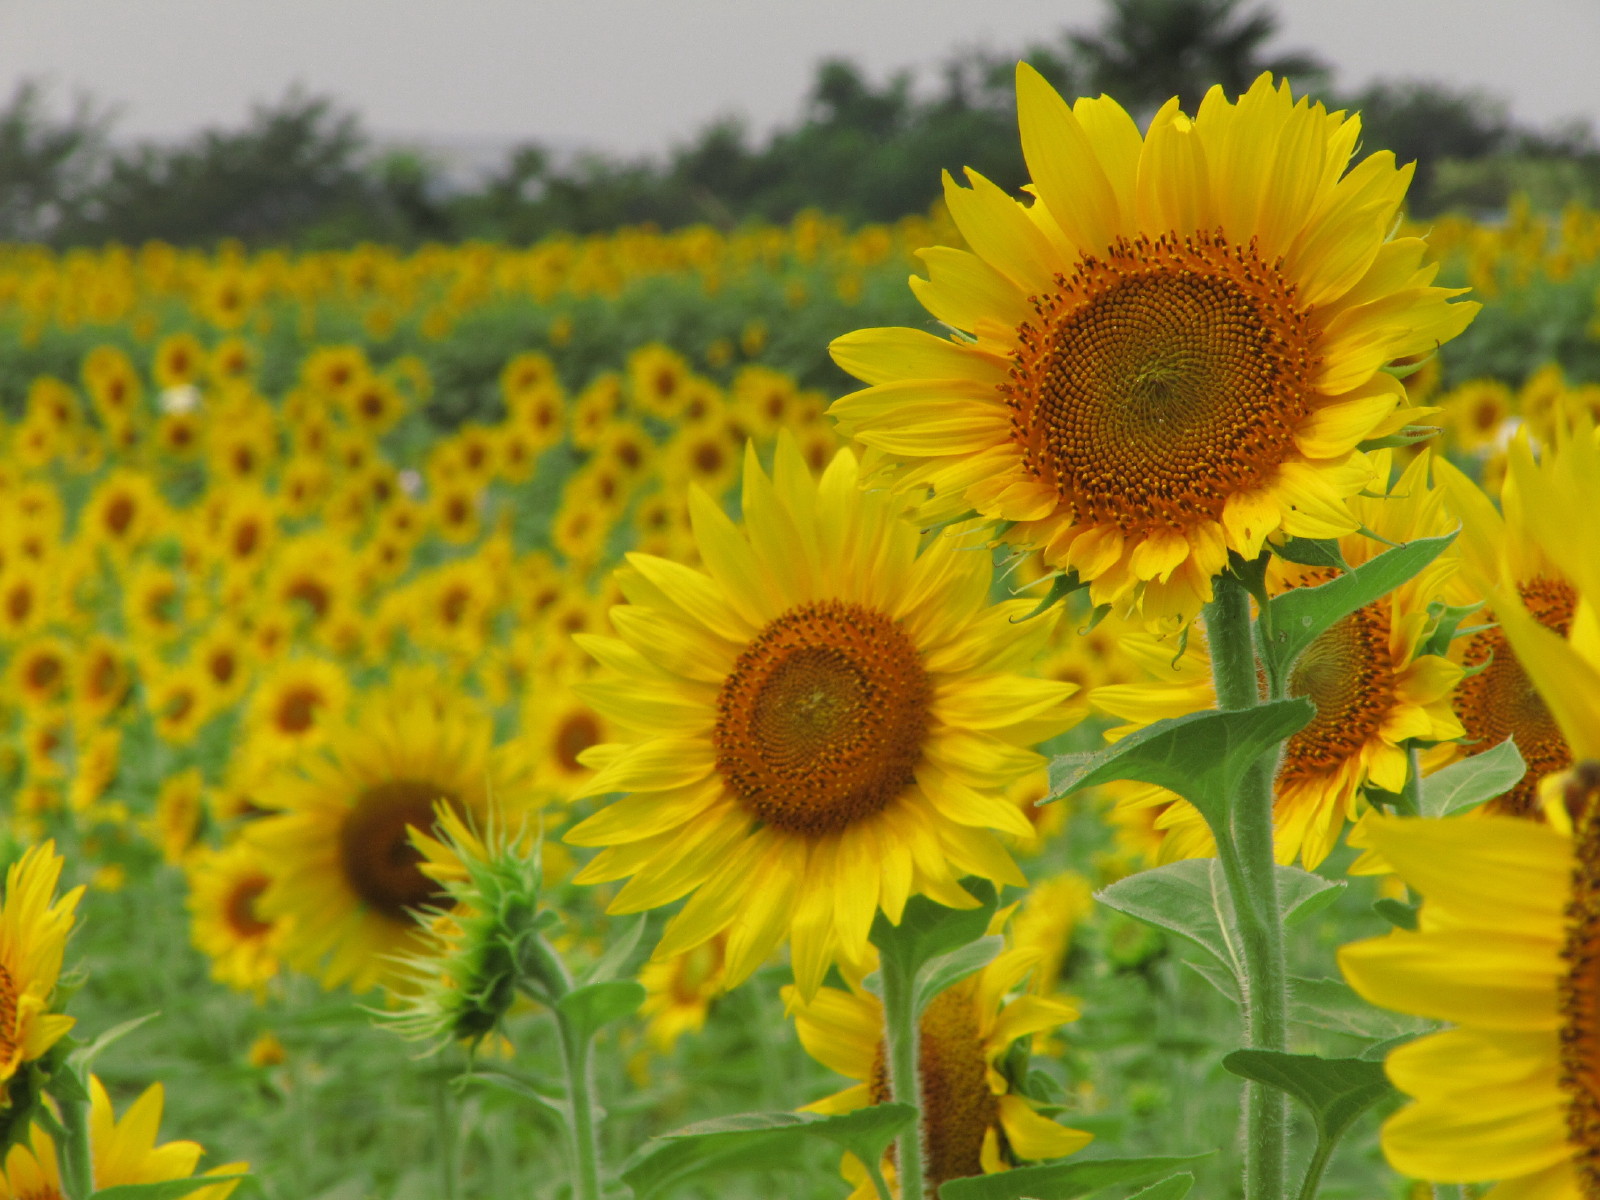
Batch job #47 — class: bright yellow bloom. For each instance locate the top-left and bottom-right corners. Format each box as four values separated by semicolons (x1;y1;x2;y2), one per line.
787;944;1091;1195
1094;453;1463;867
831;68;1476;628
249;688;530;992
186;840;285;997
566;436;1081;1000
0;843;82;1090
0;1076;244;1199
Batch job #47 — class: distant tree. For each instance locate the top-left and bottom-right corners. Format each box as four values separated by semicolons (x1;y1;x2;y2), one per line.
63;90;375;245
1345;81;1512;210
1069;0;1329;119
0;82;107;241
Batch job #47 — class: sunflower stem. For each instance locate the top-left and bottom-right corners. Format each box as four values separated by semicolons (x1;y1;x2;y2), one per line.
878;954;929;1200
55;1072;95;1200
556;1016;604;1200
1205;573;1290;1200
1293;1136;1334;1200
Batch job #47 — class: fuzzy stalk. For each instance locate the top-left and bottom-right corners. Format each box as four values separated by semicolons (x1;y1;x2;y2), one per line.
878;954;928;1200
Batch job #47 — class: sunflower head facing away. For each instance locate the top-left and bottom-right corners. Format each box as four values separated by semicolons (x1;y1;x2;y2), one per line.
565;434;1082;999
830;67;1477;628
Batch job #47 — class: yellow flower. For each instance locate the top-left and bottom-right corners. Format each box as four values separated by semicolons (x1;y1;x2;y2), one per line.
187;840;284;998
566;436;1081;1000
0;1076;244;1198
637;935;726;1053
1094;453;1463;867
1339;806;1589;1196
248;688;530;992
0;842;82;1089
831;68;1476;628
787;945;1090;1195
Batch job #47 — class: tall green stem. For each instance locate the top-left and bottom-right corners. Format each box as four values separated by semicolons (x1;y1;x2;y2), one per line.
878;955;927;1200
56;1077;95;1200
557;1020;603;1200
1204;574;1289;1200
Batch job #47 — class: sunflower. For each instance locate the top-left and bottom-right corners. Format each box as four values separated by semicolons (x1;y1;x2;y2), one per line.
523;673;612;798
1435;442;1581;817
1093;452;1463;868
245;658;350;764
565;435;1081;1000
1442;378;1513;453
152;332;205;389
187;839;285;997
637;935;727;1053
787;944;1090;1195
148;663;212;747
81;470;165;560
149;768;206;864
830;68;1477;629
342;375;405;436
0;1076;244;1199
9;637;71;713
627;343;693;419
0;842;83;1092
248;688;531;991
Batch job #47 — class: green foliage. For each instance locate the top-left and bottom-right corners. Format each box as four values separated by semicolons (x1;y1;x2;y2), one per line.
1125;1176;1194;1200
1048;701;1314;829
621;1104;916;1200
936;1152;1214;1199
1419;738;1526;816
554;981;647;1046
91;1179;251;1200
869;879;1000;1008
1260;534;1456;697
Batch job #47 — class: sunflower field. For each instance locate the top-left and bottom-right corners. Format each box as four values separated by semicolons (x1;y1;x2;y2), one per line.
3;68;1600;1200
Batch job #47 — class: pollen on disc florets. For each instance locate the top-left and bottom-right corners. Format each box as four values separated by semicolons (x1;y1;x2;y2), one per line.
714;599;931;838
1002;229;1319;534
1558;761;1600;1195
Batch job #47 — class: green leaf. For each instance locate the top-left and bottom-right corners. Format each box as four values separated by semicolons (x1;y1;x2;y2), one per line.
914;936;1004;1018
92;1176;250;1200
1223;1049;1394;1155
1287;975;1428;1040
1097;862;1342;988
1096;861;1241;982
1272;537;1348;571
1125;1175;1194;1200
937;1152;1214;1199
1281;867;1345;926
1048;701;1313;828
554;979;645;1045
870;879;998;983
1373;898;1419;931
462;1065;566;1123
622;1104;917;1200
579;912;647;985
1420;738;1525;816
68;1013;160;1074
1261;533;1456;692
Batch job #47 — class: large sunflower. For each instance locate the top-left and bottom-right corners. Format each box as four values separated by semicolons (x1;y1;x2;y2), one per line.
830;67;1477;628
1092;453;1463;868
248;688;531;992
565;436;1081;999
786;943;1090;1195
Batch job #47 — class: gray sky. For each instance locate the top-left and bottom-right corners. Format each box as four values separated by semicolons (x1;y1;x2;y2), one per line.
1;0;1595;158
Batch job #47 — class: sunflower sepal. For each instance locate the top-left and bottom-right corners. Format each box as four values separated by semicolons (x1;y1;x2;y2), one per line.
1355;425;1443;453
1371;897;1420;931
1417;599;1486;658
1269;536;1349;572
1010;568;1088;622
1415;736;1526;817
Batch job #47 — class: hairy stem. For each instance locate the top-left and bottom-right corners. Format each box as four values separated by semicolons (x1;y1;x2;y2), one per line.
878;956;928;1200
557;1019;603;1200
1205;573;1290;1200
56;1078;95;1200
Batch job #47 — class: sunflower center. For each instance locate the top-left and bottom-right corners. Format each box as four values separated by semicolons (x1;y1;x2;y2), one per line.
714;600;930;837
338;781;458;921
1559;763;1600;1194
869;983;1001;1187
225;875;274;938
1278;603;1394;787
1004;230;1316;531
555;710;601;774
1461;577;1576;818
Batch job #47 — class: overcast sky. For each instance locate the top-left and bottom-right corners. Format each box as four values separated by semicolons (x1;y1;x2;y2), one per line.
1;0;1595;158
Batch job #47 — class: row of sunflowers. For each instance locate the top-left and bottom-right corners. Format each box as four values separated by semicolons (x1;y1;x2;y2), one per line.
0;64;1598;1200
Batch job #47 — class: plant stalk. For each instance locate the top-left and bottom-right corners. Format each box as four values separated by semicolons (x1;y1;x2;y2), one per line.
56;1077;95;1200
1205;573;1290;1200
1294;1137;1335;1200
557;1018;603;1200
878;956;928;1200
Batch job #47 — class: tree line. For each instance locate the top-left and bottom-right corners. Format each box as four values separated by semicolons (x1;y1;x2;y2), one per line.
3;0;1595;247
